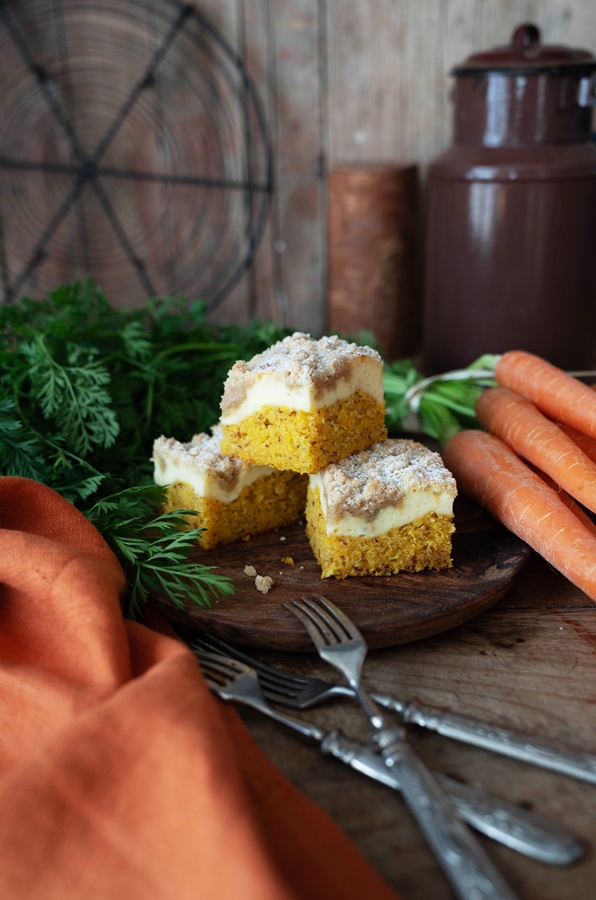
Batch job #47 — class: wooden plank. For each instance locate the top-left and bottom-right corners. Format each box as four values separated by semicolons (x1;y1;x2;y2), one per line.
325;0;596;171
237;0;281;325
259;0;325;335
202;0;325;336
192;0;251;324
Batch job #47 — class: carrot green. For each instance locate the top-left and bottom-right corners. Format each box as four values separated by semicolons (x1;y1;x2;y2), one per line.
382;354;498;446
0;279;289;618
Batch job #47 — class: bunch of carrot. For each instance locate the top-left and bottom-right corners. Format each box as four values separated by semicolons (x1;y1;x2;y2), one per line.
442;350;596;603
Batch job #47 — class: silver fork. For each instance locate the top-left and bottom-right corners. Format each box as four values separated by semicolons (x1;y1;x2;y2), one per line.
286;595;518;900
194;634;596;786
194;648;583;865
287;595;385;728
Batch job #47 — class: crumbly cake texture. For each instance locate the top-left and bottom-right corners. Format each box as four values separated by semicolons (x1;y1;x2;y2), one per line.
306;439;457;579
153;429;307;551
220;332;387;474
161;472;307;550
221;392;387;475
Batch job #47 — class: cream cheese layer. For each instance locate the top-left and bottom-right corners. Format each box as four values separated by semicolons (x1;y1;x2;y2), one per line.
309;478;455;538
220;358;383;424
219;332;385;424
152;431;274;503
309;438;457;538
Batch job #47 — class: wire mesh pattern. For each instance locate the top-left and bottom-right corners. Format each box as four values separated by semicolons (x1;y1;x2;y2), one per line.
0;0;272;309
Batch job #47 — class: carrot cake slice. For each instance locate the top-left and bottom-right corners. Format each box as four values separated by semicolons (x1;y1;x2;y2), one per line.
219;332;387;474
306;439;457;578
152;426;307;550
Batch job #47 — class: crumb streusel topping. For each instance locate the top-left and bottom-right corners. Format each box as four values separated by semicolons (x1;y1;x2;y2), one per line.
316;439;457;523
153;425;272;496
221;332;383;413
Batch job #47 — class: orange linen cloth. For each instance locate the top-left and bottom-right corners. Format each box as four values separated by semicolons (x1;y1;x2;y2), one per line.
0;477;400;900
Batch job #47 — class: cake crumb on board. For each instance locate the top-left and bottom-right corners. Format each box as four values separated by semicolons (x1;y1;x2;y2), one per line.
243;564;274;594
255;575;274;594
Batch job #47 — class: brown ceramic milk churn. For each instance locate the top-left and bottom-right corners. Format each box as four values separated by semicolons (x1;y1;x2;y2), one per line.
422;24;596;373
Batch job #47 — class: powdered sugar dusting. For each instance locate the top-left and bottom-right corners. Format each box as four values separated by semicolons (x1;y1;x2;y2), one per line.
317;439;457;522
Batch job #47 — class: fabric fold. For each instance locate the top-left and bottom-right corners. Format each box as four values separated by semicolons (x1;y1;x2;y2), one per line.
0;477;399;899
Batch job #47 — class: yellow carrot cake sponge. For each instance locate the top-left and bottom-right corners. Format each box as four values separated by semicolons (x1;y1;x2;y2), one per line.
152;425;307;550
219;332;387;474
306;438;457;579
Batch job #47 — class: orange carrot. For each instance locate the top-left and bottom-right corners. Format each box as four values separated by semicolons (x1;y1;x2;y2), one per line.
559;423;596;466
443;429;596;602
527;464;596;541
476;386;596;516
494;350;596;440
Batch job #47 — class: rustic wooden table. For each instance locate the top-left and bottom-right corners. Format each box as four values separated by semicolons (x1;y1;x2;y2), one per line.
237;552;596;899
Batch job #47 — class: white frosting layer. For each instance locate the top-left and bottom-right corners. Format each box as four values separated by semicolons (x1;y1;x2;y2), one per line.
309;481;455;538
220;358;383;424
152;433;274;503
308;439;456;537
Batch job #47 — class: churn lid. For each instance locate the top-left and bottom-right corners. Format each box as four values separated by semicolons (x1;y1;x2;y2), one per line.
453;23;596;75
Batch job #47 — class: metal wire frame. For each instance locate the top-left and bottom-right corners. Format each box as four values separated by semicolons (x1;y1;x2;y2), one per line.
0;0;273;310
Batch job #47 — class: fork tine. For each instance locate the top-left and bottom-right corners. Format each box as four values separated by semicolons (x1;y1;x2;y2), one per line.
302;596;345;636
312;594;362;641
291;597;342;649
193;648;296;711
195;650;245;684
196;642;304;702
191;636;312;696
190;636;358;709
195;647;326;742
287;596;370;706
195;649;270;707
287;598;334;649
256;683;304;705
195;646;313;705
302;595;355;643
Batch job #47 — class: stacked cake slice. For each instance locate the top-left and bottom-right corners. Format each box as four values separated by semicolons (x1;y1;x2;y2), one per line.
307;439;457;578
153;425;307;551
219;332;387;473
152;332;457;577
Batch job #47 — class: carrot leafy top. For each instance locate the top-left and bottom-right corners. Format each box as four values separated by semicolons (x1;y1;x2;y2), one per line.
0;278;287;618
383;355;500;447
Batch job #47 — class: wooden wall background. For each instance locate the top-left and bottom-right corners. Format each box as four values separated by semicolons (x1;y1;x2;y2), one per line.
0;1;594;342
202;0;596;344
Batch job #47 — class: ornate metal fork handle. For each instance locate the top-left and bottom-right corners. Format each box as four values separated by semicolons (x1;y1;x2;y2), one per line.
211;678;582;866
394;698;596;784
194;635;596;785
320;731;583;866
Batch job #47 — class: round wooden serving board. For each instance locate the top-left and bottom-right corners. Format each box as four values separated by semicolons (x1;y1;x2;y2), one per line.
153;496;531;652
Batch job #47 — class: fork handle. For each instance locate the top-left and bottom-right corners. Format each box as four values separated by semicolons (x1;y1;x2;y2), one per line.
238;695;326;742
397;697;596;785
353;683;387;729
377;728;518;900
321;731;583;866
